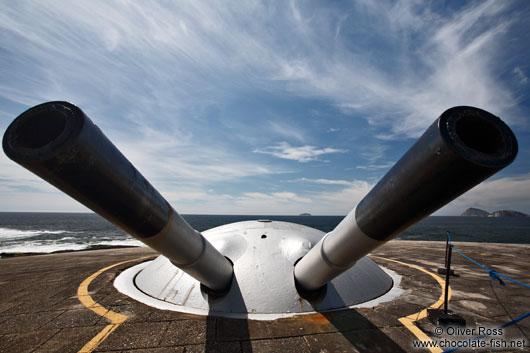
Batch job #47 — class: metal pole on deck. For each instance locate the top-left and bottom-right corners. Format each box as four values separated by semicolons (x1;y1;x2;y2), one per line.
444;245;453;314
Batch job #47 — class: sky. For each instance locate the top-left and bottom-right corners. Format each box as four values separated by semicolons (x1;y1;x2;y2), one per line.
1;0;530;216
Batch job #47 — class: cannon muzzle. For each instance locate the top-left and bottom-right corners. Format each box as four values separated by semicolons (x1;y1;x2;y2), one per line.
2;101;233;292
294;106;518;291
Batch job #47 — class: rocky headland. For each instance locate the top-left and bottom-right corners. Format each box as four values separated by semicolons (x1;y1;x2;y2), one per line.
460;207;528;217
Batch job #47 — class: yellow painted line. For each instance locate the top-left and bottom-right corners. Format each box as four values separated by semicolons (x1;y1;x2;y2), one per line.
75;254;446;352
77;256;153;353
371;255;450;353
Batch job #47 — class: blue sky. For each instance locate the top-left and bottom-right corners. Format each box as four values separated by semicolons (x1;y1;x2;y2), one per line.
1;0;529;215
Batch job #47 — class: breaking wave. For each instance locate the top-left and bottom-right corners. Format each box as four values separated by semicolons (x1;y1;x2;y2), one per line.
0;227;67;240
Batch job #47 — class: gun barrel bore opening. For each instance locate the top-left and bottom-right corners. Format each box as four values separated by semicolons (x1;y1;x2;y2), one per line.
456;114;503;154
14;109;67;149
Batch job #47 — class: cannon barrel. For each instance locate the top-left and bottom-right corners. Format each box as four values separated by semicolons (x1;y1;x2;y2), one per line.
2;101;233;292
294;106;518;291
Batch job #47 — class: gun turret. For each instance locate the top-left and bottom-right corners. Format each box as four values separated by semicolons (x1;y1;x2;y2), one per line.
2;103;519;317
2;101;233;292
294;106;518;291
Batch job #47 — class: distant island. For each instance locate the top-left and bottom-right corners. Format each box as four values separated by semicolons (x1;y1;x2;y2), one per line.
299;213;312;216
488;210;529;218
460;208;490;217
461;208;529;217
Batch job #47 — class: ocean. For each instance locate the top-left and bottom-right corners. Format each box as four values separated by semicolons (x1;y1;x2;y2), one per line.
1;212;529;256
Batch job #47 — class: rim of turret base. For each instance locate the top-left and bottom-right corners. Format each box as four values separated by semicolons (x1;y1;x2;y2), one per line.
114;221;403;320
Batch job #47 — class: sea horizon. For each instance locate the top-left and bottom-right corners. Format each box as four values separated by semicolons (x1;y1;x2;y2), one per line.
1;212;529;255
0;210;492;216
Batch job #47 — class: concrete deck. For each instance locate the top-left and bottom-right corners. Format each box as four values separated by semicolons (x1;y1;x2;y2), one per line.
0;241;528;352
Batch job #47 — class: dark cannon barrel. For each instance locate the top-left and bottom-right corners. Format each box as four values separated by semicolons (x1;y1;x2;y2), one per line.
2;101;233;292
294;106;518;291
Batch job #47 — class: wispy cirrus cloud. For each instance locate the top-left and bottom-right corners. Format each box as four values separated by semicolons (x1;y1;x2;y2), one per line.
438;174;530;215
360;144;388;164
172;190;314;215
513;67;528;85
0;153;93;212
0;121;286;212
107;125;286;189
290;178;358;186
253;142;347;163
272;0;526;137
0;1;282;118
0;0;528;215
243;192;311;203
355;163;395;171
178;185;370;215
1;0;525;137
268;120;307;143
316;180;374;213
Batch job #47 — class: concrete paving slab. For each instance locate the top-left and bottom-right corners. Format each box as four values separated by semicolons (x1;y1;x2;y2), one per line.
158;319;213;346
380;326;424;352
0;311;64;334
217;317;274;341
145;308;199;322
0;241;528;352
3;296;71;315
0;329;59;353
186;342;241;353
106;304;153;323
94;321;169;351
242;336;311;353
121;348;185;353
40;308;104;329
303;332;362;353
50;293;107;311
33;326;109;353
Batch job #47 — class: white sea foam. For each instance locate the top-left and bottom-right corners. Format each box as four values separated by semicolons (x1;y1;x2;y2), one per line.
0;237;145;254
0;227;67;239
0;242;87;253
94;239;145;247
